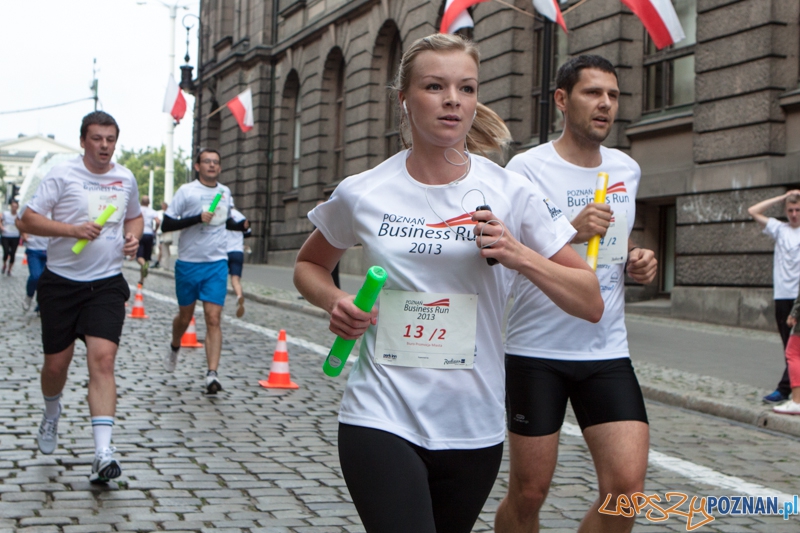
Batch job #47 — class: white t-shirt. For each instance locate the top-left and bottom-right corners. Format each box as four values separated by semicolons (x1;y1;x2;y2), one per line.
309;150;576;450
1;211;20;237
505;142;641;362
166;180;234;263
141;206;159;236
764;217;800;299
226;208;246;253
17;205;49;251
25;156;141;282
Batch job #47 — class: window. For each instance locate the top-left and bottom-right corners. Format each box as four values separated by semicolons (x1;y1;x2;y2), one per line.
531;23;569;138
292;96;301;189
282;71;301;191
642;0;696;114
385;33;402;158
333;58;346;181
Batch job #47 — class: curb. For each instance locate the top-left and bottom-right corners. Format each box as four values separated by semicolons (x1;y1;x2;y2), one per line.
640;384;800;438
125;263;800;438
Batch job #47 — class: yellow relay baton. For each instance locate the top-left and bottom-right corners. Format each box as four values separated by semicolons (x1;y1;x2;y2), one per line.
585;172;609;271
72;204;117;254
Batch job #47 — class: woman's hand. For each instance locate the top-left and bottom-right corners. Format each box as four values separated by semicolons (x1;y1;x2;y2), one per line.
471;210;524;269
329;294;378;340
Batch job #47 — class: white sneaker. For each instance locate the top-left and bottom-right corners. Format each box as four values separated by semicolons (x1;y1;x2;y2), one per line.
163;345;179;373
773;400;800;415
89;446;121;484
22;296;32;312
205;374;223;395
37;405;61;455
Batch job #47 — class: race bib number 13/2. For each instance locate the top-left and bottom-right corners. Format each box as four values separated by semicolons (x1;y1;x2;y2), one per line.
87;192;123;224
374;290;478;369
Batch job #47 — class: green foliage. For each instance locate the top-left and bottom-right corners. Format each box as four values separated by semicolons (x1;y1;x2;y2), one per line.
0;163;5;180
117;145;191;207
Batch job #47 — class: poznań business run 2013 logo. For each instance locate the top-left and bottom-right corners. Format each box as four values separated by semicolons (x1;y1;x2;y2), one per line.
599;492;799;530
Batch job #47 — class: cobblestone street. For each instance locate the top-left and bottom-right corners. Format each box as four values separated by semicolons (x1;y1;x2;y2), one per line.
1;267;800;532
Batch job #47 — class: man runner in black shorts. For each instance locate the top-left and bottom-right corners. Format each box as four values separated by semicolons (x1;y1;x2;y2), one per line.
495;55;658;533
17;111;143;484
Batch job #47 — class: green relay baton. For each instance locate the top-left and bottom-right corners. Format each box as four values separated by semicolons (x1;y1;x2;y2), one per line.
72;204;117;254
208;192;223;213
322;266;388;377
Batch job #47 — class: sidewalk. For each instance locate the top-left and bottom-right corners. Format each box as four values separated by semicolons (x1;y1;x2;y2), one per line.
135;261;800;438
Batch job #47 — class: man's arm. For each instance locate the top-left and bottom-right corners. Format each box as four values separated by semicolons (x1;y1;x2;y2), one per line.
747;190;800;227
122;215;144;257
161;213;202;232
626;239;657;285
17;208;102;241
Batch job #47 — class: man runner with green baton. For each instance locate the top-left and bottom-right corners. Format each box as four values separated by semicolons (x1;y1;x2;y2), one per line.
160;148;249;394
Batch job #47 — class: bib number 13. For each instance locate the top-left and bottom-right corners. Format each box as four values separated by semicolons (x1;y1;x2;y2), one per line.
403;325;447;341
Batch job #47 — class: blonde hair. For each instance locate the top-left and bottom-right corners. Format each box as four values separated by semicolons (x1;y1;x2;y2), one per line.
391;33;511;156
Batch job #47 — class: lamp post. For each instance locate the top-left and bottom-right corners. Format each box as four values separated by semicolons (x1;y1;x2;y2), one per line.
180;12;202;180
137;0;190;203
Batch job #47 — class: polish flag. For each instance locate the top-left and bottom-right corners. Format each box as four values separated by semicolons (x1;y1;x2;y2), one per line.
440;0;477;34
620;0;685;49
162;74;187;123
439;0;489;34
532;0;567;33
226;88;254;132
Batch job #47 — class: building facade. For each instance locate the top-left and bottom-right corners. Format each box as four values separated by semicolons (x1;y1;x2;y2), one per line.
0;135;80;202
193;0;800;329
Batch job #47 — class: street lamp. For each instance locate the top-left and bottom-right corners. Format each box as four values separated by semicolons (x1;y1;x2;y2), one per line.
137;0;192;204
181;12;203;179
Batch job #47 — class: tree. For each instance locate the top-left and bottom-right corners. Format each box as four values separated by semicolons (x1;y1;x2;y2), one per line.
0;163;6;180
117;145;190;208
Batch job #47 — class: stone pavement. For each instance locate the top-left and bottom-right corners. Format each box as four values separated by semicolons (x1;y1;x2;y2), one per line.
2;263;800;532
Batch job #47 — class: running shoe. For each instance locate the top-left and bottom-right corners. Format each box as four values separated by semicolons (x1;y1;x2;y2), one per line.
141;262;149;280
163;345;179;373
37;405;61;455
236;296;245;318
1;264;5;275
773;400;800;415
762;390;789;404
22;296;32;311
89;446;121;484
205;373;223;395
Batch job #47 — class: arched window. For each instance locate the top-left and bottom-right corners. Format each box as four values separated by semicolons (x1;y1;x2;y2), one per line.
384;31;402;158
281;70;301;192
323;48;346;184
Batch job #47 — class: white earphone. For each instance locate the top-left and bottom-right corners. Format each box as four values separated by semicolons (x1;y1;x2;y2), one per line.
403;100;408;114
474;109;477;119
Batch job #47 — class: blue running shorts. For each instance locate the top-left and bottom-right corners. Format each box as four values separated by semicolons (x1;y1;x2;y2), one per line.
174;259;228;307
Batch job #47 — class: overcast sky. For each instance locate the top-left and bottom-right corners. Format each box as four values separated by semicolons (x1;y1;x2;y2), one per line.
1;0;200;159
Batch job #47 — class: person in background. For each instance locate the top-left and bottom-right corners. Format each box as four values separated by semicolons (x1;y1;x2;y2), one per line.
0;199;21;276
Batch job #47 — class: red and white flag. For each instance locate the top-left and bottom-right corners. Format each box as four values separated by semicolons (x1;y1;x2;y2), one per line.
162;74;187;123
226;88;254;132
532;0;567;33
620;0;685;49
439;0;489;34
441;0;476;34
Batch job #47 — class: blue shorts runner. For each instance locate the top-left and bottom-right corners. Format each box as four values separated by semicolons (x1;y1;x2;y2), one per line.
227;251;244;277
175;259;228;307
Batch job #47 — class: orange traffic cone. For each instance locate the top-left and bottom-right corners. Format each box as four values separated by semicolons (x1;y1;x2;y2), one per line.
259;330;299;389
127;283;149;319
181;317;204;348
22;255;27;266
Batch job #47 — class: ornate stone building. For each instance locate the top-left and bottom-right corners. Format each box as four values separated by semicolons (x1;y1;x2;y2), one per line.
193;0;800;329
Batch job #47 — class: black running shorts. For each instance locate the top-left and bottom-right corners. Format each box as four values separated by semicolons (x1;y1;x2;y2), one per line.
505;355;649;436
136;233;155;261
37;268;131;354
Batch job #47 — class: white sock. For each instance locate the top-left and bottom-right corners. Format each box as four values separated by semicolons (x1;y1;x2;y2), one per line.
91;417;114;453
43;393;62;420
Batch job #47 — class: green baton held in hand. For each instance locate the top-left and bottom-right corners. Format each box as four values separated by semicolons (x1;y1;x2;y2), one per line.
71;204;117;254
322;266;388;377
208;192;223;213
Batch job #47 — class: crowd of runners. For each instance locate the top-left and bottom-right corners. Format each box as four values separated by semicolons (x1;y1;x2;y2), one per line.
11;31;675;533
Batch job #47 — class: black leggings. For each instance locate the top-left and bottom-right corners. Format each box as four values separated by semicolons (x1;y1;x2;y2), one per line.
338;423;503;533
1;237;19;264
